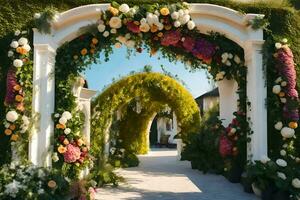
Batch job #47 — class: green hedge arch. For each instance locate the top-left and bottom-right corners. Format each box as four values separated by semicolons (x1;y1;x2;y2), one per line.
91;72;201;156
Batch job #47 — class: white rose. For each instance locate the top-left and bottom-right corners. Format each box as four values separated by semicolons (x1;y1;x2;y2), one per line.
97;24;106;32
103;31;109;37
59;117;68;125
10;41;19;48
171;12;179;20
272;85;281;94
283;143;288;148
125;40;135;48
178;9;184;17
275;77;282;83
62;111;72;120
154;10;160;16
221;52;229;60
13;59;23;68
275;43;282;49
274;121;283;130
280;150;286;156
260;155;271;164
64;128;71;135
22;115;29;124
109;17;122;29
130;8;136;15
281;127;295;138
228;53;233;59
276;159;287;167
280;98;287;103
140;18;147;24
146;13;154;25
6;111;19;122
292;178;300;189
174;21;181;27
18;37;28;46
281;81;287;87
110;28;117;34
8;51;14;57
54;113;60;118
277;172;287;180
14;30;21;36
139;23;150;32
52;153;59;162
117;36;127;43
115;42;122;48
183;9;189;15
119;4;130;13
23;44;31;52
226;60;231;66
179;14;190;24
157;23;164;30
234;55;241;64
187;20;195;30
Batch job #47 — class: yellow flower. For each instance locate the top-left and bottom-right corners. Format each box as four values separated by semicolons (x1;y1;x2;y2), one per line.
150;25;158;33
11;134;19;141
81;48;88;56
289;122;298;129
58;145;67;154
160;7;170;16
109;6;119;16
77;138;84;146
48;180;57;188
92;38;98;45
15;95;24;102
56;123;65;129
5;129;12;136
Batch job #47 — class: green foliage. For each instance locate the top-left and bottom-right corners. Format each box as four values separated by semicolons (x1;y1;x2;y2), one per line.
34;7;57;34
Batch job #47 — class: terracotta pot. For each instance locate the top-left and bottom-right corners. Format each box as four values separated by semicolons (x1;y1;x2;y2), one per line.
252;183;262;197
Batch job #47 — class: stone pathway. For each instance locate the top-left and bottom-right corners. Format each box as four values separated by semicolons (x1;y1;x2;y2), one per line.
95;149;259;200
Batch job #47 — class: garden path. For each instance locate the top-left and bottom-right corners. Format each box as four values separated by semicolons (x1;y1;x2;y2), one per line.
95;149;259;200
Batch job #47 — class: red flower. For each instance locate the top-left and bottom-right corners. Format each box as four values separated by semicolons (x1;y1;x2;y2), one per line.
5;68;18;105
126;21;140;33
182;37;195;52
219;134;232;157
161;30;181;46
58;135;65;143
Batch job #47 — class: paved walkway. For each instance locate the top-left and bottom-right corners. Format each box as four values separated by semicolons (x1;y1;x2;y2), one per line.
95;149;258;200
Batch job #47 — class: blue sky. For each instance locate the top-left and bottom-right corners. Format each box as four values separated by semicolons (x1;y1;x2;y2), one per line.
83;46;213;98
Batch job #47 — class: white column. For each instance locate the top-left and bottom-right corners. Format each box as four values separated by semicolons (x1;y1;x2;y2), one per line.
29;44;56;167
245;40;267;161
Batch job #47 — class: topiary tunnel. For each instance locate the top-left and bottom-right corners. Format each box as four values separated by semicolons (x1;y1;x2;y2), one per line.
91;72;201;157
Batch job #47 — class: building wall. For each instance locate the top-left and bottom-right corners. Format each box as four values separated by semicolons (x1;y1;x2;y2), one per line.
203;96;219;112
156;112;177;144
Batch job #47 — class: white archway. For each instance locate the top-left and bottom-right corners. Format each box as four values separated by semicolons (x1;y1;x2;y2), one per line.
30;3;266;166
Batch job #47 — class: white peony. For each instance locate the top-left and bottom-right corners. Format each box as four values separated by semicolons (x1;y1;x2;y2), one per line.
260;155;270;164
6;111;19;122
62;111;72;120
275;43;282;49
281;81;287;87
110;28;117;34
272;85;281;94
109;17;122;29
280;150;286;156
276;159;287;167
292;178;300;189
119;4;130;13
178;9;184;17
59;117;67;125
97;24;106;32
179;14;190;24
23;44;31;52
234;55;241;64
18;37;28;46
281;127;295;138
174;21;181;27
187;20;195;30
14;30;21;36
103;31;109;37
277;172;287;180
10;41;19;48
13;59;23;68
274;121;283;130
64;128;71;135
171;12;179;20
139;23;150;32
8;51;14;57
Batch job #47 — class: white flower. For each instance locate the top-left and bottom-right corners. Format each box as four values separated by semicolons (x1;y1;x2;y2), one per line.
114;42;122;48
178;9;184;17
183;9;189;15
280;98;287;103
110;147;116;154
54;113;60;118
64;128;71;135
171;12;179;20
275;77;282;83
125;40;135;48
282;38;288;43
225;60;231;66
283;143;288;148
276;159;287;167
277;172;287;180
140;18;147;24
117;36;127;43
103;31;109;37
221;52;229;60
234;55;241;64
22;115;29;125
129;8;136;15
34;13;41;19
23;44;31;52
59;117;67;125
62;111;72;120
179;14;190;24
216;72;225;81
139;23;150;32
4;122;10;128
272;85;281;94
230;128;236;134
97;24;106;32
52;153;59;162
38;189;44;194
8;51;14;57
281;127;295;138
274;121;283;130
109;17;122;29
119;4;130;13
187;20;195;30
154;10;160;16
275;42;282;49
6;111;19;122
14;30;21;36
157;23;164;30
260;155;270;164
18;37;28;46
125;33;131;39
292;178;300;189
228;53;233;59
110;28;117;34
13;59;23;68
174;21;181;27
10;41;19;48
281;81;287;87
280;150;286;156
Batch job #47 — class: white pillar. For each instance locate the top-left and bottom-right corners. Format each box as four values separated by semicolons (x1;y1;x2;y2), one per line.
245;40;267;161
29;43;56;167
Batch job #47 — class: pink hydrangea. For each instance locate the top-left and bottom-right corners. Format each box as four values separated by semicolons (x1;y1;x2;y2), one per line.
161;30;181;46
5;68;18;105
64;144;81;163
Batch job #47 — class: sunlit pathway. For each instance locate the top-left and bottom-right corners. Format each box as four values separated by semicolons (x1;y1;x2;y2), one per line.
95;149;258;200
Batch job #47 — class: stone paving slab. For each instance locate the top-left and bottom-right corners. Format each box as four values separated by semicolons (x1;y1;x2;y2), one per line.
95;149;259;200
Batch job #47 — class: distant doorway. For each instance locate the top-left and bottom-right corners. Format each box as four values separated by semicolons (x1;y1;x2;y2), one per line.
149;117;158;147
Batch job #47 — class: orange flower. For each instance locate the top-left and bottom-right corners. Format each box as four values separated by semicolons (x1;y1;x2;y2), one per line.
9;124;16;131
56;123;65;129
48;180;57;188
11;134;19;141
77;138;84;146
157;32;163;38
16;47;28;55
108;6;119;16
81;48;88;56
150;25;158;33
279;92;285;97
289;122;298;129
16;103;25;112
92;38;98;45
160;7;170;16
63;138;69;145
15;95;24;102
13;85;21;91
58;145;67;154
5;129;12;136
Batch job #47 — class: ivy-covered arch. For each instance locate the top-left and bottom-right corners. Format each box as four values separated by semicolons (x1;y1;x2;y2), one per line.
91;72;201;156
